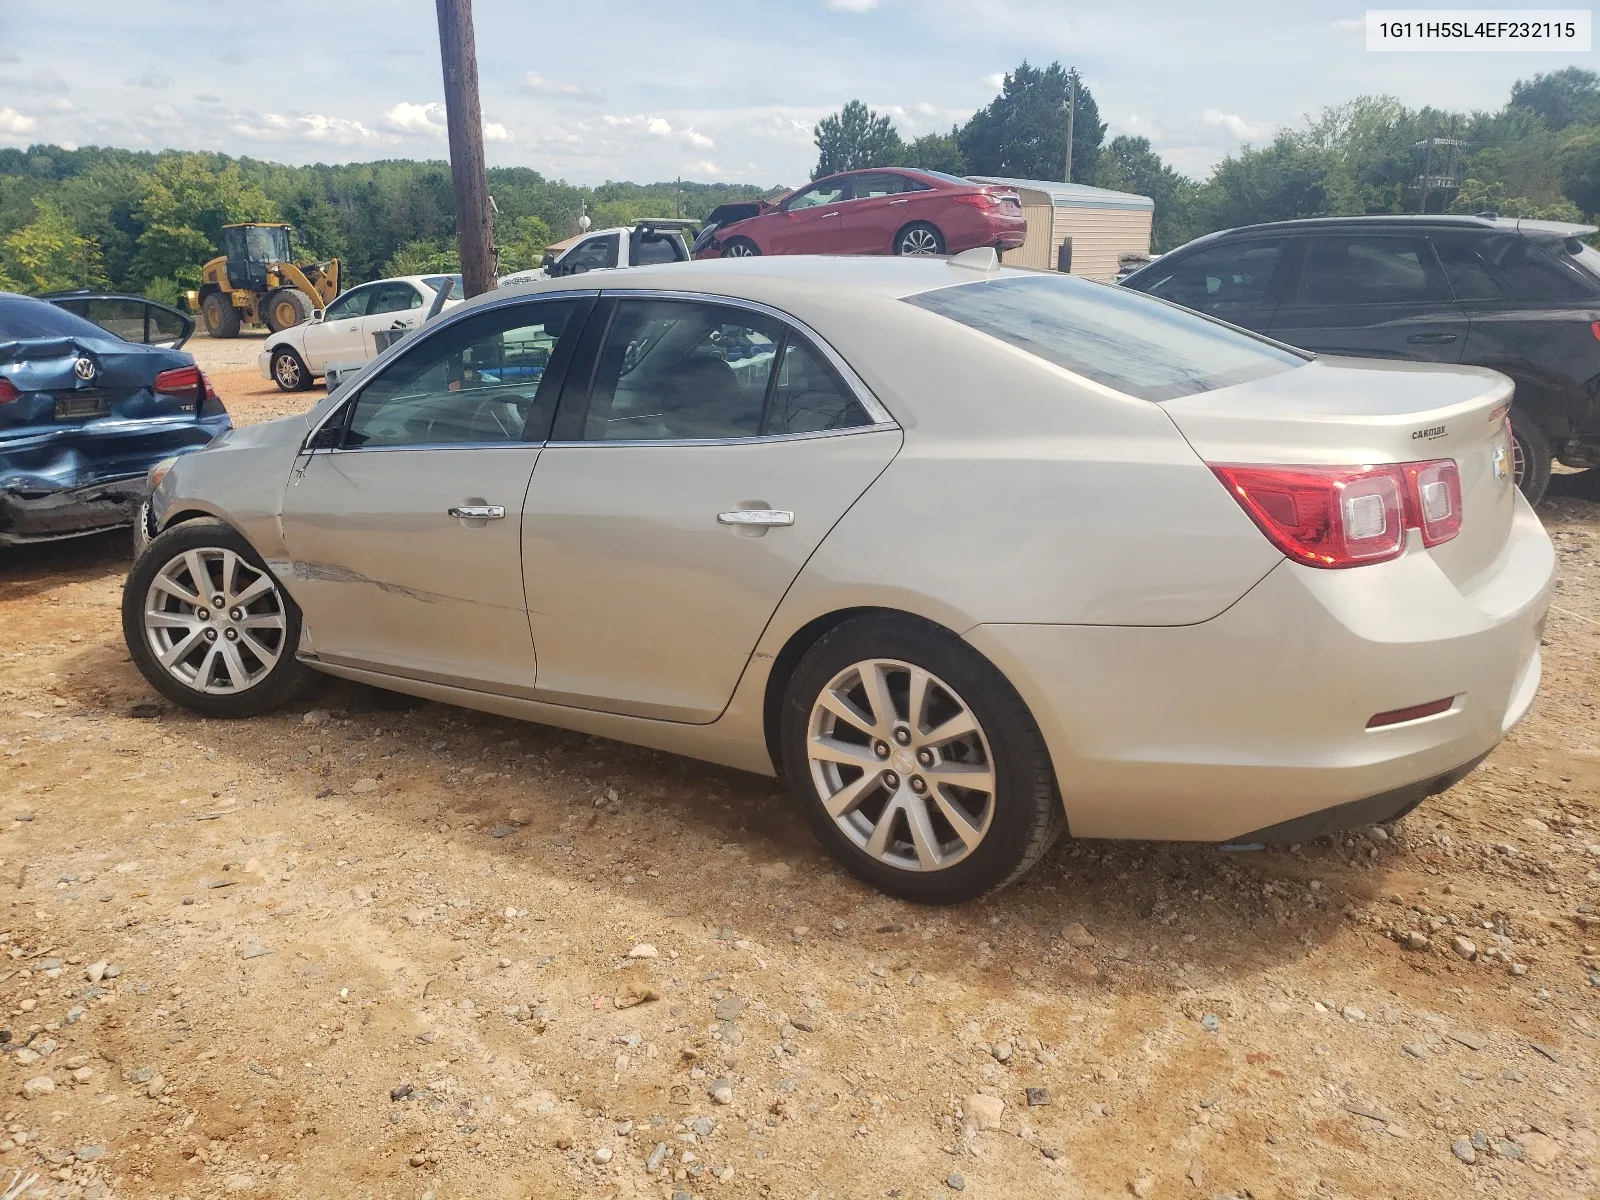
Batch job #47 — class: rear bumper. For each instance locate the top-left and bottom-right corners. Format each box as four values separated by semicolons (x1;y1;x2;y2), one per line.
0;475;148;546
966;496;1554;842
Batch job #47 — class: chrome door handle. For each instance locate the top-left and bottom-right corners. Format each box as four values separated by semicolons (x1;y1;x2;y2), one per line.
448;505;505;519
1406;332;1457;344
820;212;839;219
889;198;910;204
718;509;794;527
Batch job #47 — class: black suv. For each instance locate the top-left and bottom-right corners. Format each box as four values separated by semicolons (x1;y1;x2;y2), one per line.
1120;215;1600;504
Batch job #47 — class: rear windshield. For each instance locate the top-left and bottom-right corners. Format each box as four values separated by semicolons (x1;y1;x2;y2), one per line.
0;293;113;341
903;274;1306;402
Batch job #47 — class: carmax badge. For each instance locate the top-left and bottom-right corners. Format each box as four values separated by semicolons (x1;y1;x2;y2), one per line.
1493;443;1510;482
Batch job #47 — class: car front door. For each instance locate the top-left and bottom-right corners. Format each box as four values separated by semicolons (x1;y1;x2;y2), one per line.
360;282;426;357
554;233;621;276
767;179;854;255
1269;234;1467;362
301;285;377;371
521;294;900;722
839;171;934;254
277;295;590;693
1127;238;1289;333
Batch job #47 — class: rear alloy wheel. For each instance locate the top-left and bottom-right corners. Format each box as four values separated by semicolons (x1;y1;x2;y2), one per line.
721;237;761;258
1509;416;1552;506
264;288;312;333
894;222;945;256
201;293;241;339
780;615;1062;903
271;347;312;393
123;519;312;718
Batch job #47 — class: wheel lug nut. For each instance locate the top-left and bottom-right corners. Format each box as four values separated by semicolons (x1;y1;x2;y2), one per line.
212;595;225;608
873;741;890;759
917;748;934;767
893;727;911;746
229;608;242;621
224;629;239;641
204;629;218;642
910;775;927;793
882;771;900;789
196;608;210;622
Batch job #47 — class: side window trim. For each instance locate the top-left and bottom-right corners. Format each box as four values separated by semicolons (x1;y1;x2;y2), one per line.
543;289;894;446
301;291;600;453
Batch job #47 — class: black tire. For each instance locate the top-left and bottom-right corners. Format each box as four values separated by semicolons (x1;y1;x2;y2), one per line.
201;293;241;339
894;222;945;256
1510;414;1552;506
271;346;312;393
778;614;1063;904
721;237;761;258
264;289;312;333
123;518;314;719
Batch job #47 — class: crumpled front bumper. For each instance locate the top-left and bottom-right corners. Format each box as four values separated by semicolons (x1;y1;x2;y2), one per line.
0;474;148;546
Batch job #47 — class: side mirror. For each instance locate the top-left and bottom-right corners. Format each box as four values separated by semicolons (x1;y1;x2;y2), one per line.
305;409;345;450
310;310;325;323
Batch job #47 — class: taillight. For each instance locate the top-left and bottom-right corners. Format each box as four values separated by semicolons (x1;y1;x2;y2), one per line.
0;377;18;403
1212;457;1462;568
1591;320;1600;342
153;365;207;403
953;192;1002;208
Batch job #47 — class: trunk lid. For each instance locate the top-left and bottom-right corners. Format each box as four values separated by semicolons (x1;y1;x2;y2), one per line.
1161;355;1517;590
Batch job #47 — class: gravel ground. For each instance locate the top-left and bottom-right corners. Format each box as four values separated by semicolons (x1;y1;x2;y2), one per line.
0;355;1594;1200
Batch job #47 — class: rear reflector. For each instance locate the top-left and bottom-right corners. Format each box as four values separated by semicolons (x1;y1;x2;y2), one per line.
1211;457;1463;568
0;377;18;403
1367;697;1455;728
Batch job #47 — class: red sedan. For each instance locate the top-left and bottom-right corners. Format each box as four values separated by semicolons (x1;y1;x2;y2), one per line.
694;169;1027;260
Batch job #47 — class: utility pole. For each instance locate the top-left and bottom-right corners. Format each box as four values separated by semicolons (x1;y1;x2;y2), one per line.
1064;67;1079;184
435;0;495;297
1418;118;1435;215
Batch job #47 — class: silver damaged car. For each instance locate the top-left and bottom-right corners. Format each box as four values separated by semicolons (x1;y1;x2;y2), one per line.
123;251;1555;903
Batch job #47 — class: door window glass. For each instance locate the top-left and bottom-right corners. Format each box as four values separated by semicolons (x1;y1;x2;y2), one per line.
582;300;784;441
764;339;870;435
1431;234;1504;301
77;298;149;342
1479;234;1596;300
1296;236;1447;305
785;180;849;210
561;235;619;274
369;282;423;314
634;235;682;265
850;172;929;199
343;300;580;448
1139;241;1283;314
323;287;374;322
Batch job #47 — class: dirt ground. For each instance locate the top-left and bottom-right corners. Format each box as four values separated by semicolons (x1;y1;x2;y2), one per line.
0;335;1595;1200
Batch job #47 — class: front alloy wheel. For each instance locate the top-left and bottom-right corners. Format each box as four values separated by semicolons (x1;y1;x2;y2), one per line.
808;658;995;872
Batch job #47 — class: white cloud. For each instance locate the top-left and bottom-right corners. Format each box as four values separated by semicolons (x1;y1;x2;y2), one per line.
28;69;69;94
647;117;672;136
127;69;172;89
1202;108;1276;144
517;72;603;102
749;113;815;145
682;159;719;177
483;121;513;142
0;107;37;136
229;111;388;147
382;101;446;137
825;0;879;9
1331;16;1365;31
983;72;1005;89
684;128;714;148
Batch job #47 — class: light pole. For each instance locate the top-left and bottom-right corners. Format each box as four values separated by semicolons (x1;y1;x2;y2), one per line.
1064;67;1080;184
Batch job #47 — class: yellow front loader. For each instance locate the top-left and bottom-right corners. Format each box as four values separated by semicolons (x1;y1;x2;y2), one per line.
187;223;341;338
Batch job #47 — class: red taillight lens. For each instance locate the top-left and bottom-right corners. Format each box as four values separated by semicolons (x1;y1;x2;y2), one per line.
153;365;205;403
953;192;1002;208
1212;464;1406;567
1590;320;1600;342
1213;456;1464;568
0;377;19;403
1402;459;1462;546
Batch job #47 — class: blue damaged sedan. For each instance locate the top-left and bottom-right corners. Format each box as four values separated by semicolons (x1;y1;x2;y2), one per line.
0;292;230;546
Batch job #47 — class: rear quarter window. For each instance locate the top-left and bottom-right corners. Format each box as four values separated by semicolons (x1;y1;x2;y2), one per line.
903;274;1305;402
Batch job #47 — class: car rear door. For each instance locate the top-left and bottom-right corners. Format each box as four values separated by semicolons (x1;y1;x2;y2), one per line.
1125;237;1288;333
767;179;853;255
277;295;590;694
1269;233;1467;362
838;171;934;254
359;282;426;357
520;293;900;722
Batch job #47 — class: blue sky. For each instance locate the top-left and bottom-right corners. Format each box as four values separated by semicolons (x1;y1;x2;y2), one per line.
0;1;1593;186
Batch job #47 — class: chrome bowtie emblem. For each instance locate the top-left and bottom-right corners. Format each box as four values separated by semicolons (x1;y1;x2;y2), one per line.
1492;444;1510;482
72;357;96;382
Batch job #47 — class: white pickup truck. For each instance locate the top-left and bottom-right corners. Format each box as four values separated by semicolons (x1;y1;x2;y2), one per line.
498;219;699;287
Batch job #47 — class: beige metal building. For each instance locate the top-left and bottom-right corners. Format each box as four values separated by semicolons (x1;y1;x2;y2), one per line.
969;177;1154;280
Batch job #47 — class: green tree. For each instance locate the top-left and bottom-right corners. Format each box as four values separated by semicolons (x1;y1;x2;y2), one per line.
899;130;966;175
383;238;459;276
496;214;552;274
1558;129;1600;217
130;153;277;292
1092;135;1197;250
812;101;904;178
958;62;1105;182
1198;133;1331;230
1510;67;1600;132
0;197;107;293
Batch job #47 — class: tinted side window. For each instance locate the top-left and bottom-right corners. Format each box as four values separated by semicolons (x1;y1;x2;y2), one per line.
787;180;849;210
850;172;928;198
1481;235;1596;301
1138;241;1283;314
634;236;682;266
324;288;373;321
344;300;579;448
581;300;783;441
1296;236;1448;305
764;339;870;435
562;235;619;274
1431;233;1504;301
370;283;423;314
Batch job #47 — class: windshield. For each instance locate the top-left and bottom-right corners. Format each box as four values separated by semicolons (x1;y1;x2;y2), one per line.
246;225;291;263
904;274;1306;402
422;274;464;301
0;293;118;341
